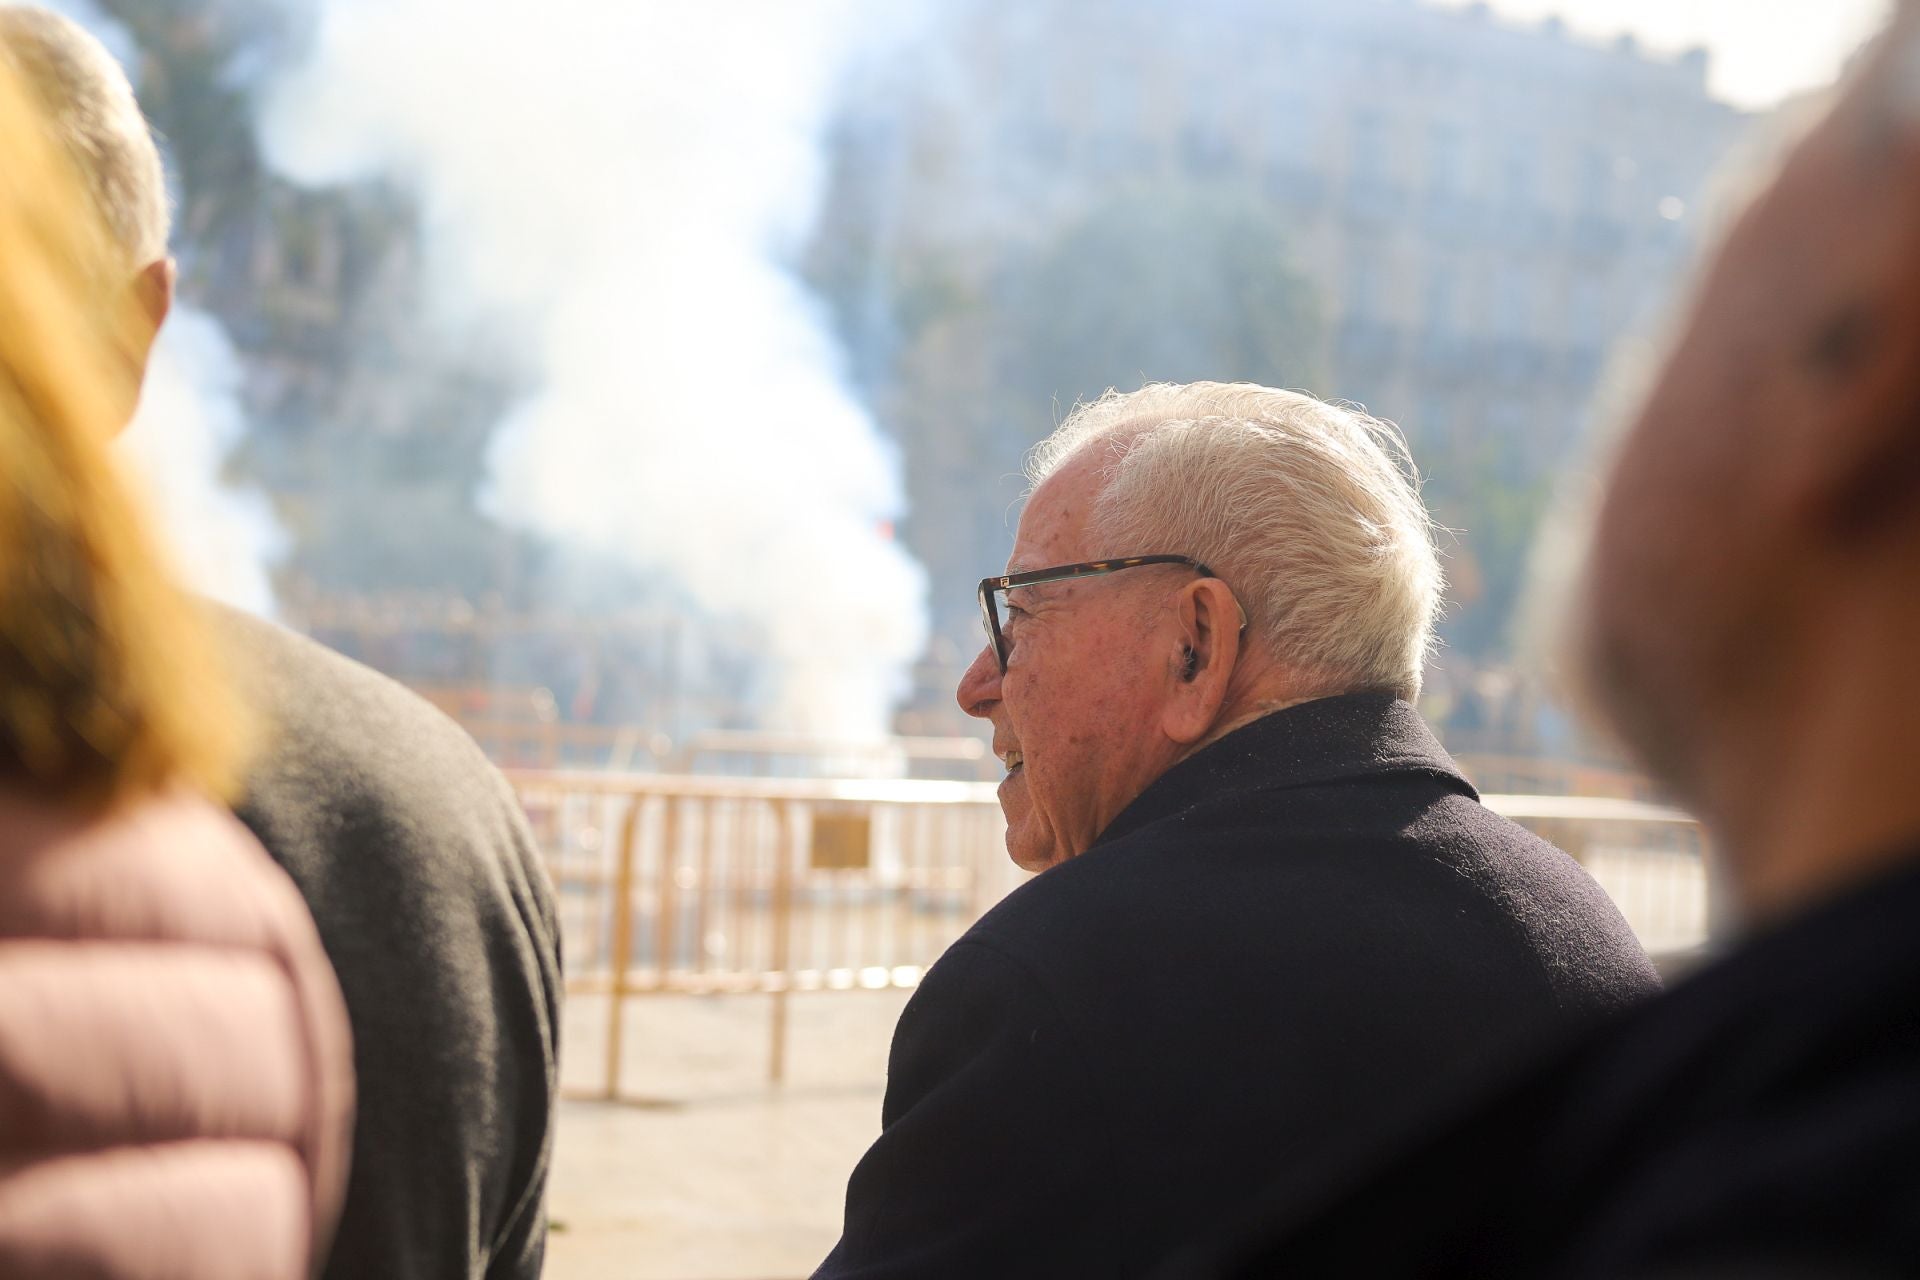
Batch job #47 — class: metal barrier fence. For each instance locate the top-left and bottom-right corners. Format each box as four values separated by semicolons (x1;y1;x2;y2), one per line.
511;771;1019;1097
668;730;1000;781
1481;793;1710;953
510;769;1705;1100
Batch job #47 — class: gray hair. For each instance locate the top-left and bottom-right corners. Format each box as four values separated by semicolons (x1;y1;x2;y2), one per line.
1029;382;1443;701
0;6;168;267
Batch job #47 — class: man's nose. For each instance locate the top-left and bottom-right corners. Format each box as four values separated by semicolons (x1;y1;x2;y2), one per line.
955;643;1002;718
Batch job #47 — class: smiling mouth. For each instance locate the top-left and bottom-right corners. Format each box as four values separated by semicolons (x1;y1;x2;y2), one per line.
1001;748;1024;775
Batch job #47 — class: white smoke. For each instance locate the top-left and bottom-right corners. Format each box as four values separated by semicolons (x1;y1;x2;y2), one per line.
256;0;929;738
118;308;287;615
33;0;288;615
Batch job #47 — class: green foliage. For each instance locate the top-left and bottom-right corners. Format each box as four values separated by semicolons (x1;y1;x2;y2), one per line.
1429;475;1553;658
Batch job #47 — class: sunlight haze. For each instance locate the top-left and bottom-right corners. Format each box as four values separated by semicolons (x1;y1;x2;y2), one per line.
1427;0;1893;108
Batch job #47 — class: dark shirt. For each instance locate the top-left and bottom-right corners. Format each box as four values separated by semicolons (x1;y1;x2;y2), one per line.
1190;844;1920;1280
213;608;563;1280
815;693;1659;1279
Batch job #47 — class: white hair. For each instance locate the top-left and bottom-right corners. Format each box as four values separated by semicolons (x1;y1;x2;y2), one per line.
1029;382;1443;701
0;6;168;267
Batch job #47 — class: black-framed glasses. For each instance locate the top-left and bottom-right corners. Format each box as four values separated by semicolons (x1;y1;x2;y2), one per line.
976;555;1219;674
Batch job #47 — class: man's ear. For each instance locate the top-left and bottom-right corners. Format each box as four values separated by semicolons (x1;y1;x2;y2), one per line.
1160;577;1242;745
105;258;173;435
134;257;174;334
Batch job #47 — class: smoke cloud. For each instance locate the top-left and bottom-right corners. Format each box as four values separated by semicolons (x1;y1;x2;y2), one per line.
256;1;929;738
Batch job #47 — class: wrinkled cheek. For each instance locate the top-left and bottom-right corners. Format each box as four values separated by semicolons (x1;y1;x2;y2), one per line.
1034;774;1104;867
1017;778;1051;842
1013;772;1078;869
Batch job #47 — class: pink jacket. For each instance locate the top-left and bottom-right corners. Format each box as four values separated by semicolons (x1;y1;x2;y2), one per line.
0;789;354;1279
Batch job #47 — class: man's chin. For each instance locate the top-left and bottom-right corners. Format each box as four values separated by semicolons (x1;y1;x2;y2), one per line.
997;772;1062;872
1004;842;1051;873
1000;818;1057;874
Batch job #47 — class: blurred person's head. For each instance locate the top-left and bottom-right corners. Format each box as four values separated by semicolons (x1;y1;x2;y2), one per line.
0;44;242;807
0;4;172;415
1569;4;1920;923
957;381;1442;871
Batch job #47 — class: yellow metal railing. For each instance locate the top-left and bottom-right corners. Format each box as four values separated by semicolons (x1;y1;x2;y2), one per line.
510;771;1018;1097
667;730;1000;781
511;770;1707;1100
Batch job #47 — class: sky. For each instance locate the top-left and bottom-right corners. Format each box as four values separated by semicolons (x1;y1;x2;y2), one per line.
1428;0;1893;109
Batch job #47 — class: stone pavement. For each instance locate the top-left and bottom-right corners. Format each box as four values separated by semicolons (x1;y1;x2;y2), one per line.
544;989;914;1280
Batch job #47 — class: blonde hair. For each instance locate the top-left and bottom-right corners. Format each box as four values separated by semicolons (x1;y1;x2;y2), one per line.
0;49;243;805
1030;382;1443;701
0;6;169;267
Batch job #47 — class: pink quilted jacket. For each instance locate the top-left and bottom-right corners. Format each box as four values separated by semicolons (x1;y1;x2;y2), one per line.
0;788;355;1279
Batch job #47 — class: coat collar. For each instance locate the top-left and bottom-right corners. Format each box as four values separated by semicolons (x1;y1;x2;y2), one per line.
1091;691;1476;850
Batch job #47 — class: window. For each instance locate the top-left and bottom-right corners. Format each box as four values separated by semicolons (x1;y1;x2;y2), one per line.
1346;250;1385;322
1425;263;1459;336
1350;110;1389;186
1501;139;1539;212
1428;123;1466;200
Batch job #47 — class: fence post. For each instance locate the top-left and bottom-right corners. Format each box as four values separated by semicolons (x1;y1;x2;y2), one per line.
769;799;796;1086
603;796;644;1100
658;798;681;983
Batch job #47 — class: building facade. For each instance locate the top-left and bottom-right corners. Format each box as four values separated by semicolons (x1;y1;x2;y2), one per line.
813;0;1751;730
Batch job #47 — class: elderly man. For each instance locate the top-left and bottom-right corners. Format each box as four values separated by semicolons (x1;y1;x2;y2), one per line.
0;11;562;1279
1188;9;1920;1277
815;382;1658;1278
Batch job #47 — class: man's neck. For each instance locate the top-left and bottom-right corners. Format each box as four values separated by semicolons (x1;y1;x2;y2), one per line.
1178;669;1332;764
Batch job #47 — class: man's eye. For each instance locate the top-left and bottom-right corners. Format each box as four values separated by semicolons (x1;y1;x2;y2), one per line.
1004;601;1030;623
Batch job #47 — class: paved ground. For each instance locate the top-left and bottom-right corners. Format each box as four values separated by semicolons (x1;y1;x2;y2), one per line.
545;989;912;1280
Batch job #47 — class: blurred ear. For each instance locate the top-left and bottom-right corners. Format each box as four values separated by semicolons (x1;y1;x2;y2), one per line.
1160;577;1242;745
134;257;174;334
127;257;172;370
106;257;172;435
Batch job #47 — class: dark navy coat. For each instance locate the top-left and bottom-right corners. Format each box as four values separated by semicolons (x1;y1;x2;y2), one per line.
817;693;1659;1278
1192;845;1920;1280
